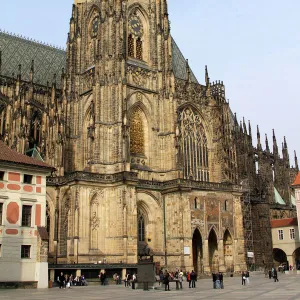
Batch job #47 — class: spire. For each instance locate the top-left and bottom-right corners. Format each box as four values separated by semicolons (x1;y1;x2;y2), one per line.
265;134;270;152
284;136;288;149
243;117;247;134
205;65;210;86
30;60;34;83
248;120;252;138
186;59;191;82
295;151;299;171
273;129;278;155
257;125;262;150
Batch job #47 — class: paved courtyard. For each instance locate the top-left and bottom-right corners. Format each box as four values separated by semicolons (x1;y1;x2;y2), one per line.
1;273;300;299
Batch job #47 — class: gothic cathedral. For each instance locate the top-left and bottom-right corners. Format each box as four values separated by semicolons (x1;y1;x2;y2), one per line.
0;0;298;274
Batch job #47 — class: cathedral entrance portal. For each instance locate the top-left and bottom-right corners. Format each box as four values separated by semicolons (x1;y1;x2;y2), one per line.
208;229;218;273
192;229;203;274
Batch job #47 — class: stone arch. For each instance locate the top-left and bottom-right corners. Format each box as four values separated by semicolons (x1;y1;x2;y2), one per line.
208;228;219;273
223;229;234;272
273;248;287;268
178;105;210;181
192;228;203;274
137;193;163;256
293;247;300;270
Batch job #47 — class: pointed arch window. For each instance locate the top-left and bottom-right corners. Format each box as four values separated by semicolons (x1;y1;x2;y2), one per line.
138;215;145;242
128;34;135;57
128;14;144;61
179;107;209;182
130;108;145;156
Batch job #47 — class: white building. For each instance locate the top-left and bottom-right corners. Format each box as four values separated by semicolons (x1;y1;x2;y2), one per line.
0;141;54;288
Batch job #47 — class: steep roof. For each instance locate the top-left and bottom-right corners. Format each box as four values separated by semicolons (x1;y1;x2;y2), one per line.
0;30;66;86
171;38;198;83
292;172;300;187
0;141;54;170
0;30;198;86
270;218;298;228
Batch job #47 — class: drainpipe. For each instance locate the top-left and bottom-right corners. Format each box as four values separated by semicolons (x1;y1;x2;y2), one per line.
163;194;167;268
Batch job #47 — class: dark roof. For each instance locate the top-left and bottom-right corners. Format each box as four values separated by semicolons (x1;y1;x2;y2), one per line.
0;30;66;86
270;218;298;228
0;30;198;86
0;141;54;170
171;37;198;83
37;226;49;240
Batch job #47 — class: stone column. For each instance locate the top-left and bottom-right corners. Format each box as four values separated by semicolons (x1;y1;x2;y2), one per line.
49;269;55;282
218;239;226;272
76;269;81;277
203;239;210;273
122;268;127;281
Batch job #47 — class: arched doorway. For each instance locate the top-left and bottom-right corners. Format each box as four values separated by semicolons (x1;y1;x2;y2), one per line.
208;229;218;272
223;230;234;272
273;248;287;268
293;248;300;270
192;229;203;274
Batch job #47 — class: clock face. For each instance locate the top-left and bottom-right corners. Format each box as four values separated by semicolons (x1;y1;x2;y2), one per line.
91;16;100;37
129;16;143;37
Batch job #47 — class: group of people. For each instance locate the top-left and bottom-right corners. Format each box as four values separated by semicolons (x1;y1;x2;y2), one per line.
124;273;137;288
267;268;279;282
57;273;88;289
212;272;224;289
241;271;250;285
159;270;197;291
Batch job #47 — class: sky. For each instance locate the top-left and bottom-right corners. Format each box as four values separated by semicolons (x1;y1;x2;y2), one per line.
1;0;299;164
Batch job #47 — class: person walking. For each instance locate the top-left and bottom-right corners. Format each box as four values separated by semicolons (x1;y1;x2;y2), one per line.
242;272;246;286
178;270;183;289
212;273;217;289
219;272;224;289
190;270;196;288
163;271;170;291
58;272;65;289
273;269;279;282
245;271;250;285
187;271;191;288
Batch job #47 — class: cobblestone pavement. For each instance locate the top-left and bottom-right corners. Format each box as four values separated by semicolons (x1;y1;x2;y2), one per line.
1;273;300;300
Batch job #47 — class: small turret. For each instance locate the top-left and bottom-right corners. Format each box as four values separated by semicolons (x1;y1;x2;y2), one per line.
295;150;299;171
257;125;262;150
273;129;278;156
186;59;191;83
265;134;270;153
205;65;210;86
243;117;247;135
248;120;252;139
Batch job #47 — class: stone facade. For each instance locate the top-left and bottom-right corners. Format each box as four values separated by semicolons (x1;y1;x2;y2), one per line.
0;0;298;274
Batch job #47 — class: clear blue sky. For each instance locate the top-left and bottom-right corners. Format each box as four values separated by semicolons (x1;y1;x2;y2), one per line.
1;0;299;164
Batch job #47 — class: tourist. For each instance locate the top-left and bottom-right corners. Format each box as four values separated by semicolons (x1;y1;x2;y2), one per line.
187;271;191;288
273;269;279;282
245;271;250;284
212;273;217;289
268;270;272;279
178;270;183;289
159;270;164;286
126;273;131;287
242;272;246;286
163;271;170;291
190;270;196;288
219;272;224;289
58;272;65;289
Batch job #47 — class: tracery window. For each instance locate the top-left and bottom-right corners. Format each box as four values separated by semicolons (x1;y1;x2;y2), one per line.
29;111;42;149
179;107;209;181
130;109;145;156
128;14;144;61
138;214;145;242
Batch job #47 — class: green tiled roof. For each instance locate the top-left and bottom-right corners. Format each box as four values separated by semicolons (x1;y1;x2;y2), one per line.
274;187;286;205
0;30;66;86
171;37;198;83
0;30;198;86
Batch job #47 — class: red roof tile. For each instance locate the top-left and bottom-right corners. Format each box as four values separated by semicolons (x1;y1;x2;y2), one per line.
292;172;300;186
0;141;54;170
270;218;298;228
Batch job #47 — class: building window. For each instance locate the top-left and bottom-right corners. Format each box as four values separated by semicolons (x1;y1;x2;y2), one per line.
23;174;33;184
0;171;4;181
0;244;2;257
128;34;134;57
194;198;198;209
21;245;31;259
130;108;145;156
22;205;32;227
0;203;3;225
179;107;209;181
278;229;284;240
138;215;145;242
290;228;295;240
136;38;143;60
224;200;228;211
